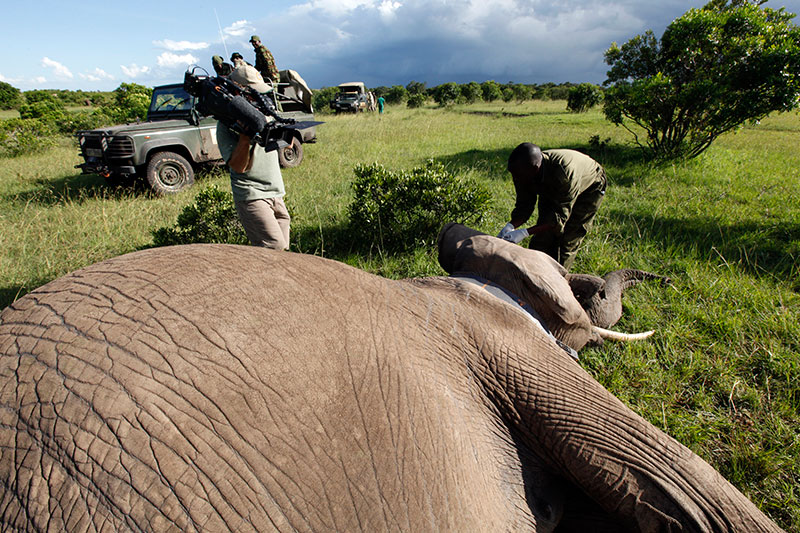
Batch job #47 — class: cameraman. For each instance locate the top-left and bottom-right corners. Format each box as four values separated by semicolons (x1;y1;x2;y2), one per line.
216;65;290;250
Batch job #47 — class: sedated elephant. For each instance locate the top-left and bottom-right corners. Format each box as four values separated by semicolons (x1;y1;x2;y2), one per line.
0;243;782;532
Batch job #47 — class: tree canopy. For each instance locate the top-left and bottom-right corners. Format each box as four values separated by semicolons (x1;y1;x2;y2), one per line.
603;0;800;159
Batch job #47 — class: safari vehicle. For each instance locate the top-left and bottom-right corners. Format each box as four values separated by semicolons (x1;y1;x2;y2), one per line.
76;70;318;195
332;82;368;113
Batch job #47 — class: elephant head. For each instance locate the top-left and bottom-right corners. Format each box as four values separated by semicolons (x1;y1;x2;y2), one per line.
567;269;671;329
437;222;665;350
0;244;781;531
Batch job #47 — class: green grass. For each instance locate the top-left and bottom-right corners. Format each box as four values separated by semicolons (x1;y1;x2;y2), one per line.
2;101;799;528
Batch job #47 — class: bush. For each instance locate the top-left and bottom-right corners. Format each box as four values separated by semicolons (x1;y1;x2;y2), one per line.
0;118;56;158
481;80;503;102
385;85;409;105
347;160;492;250
603;2;800;159
433;82;460;107
151;185;247;246
567;83;603;113
407;93;427;108
460;82;483;104
312;86;339;113
0;81;21;110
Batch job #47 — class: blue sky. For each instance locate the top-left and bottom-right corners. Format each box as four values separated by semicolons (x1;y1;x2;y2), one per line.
2;0;799;91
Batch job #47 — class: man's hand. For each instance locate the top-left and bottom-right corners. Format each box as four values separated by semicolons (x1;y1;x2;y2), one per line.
497;222;515;239
502;228;530;244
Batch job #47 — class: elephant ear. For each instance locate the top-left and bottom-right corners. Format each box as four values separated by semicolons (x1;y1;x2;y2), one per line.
452;235;586;325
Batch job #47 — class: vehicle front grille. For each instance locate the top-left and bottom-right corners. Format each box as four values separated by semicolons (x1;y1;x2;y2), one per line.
80;134;134;158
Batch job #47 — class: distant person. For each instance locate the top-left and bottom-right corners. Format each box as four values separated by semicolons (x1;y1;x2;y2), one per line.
211;55;233;76
377;95;385;114
215;67;290;250
497;143;606;269
250;35;279;84
367;91;376;112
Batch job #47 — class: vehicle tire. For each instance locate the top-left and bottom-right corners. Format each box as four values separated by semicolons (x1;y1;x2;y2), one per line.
145;152;194;195
278;137;303;168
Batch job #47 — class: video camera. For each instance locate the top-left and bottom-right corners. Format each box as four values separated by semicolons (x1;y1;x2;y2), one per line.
183;67;296;150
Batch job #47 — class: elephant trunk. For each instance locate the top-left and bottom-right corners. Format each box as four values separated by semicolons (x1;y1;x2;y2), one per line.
603;269;671;300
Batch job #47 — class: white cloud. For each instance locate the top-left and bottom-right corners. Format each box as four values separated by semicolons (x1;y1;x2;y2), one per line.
41;57;73;79
121;63;151;78
378;0;402;19
153;39;209;51
80;68;115;83
33;76;47;84
0;73;22;84
224;20;253;37
156;52;198;68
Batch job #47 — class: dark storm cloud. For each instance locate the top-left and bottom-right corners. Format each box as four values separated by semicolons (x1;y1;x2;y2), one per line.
260;0;797;88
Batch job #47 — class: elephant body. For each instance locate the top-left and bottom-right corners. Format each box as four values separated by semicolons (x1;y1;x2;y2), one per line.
0;244;781;532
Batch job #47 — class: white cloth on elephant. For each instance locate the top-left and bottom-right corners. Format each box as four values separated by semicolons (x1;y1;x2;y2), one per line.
497;222;515;239
502;227;529;243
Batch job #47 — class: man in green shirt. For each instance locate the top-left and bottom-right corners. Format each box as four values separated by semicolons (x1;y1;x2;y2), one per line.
498;143;606;269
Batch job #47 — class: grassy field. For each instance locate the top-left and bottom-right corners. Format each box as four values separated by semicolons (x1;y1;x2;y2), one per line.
1;100;799;528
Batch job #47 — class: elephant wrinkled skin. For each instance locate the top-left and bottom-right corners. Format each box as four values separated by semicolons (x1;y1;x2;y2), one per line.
0;244;781;532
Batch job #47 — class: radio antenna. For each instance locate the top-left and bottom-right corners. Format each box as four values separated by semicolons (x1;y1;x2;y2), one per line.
214;9;229;58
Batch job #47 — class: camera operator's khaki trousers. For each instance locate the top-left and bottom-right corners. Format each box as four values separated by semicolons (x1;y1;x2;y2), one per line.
235;196;291;250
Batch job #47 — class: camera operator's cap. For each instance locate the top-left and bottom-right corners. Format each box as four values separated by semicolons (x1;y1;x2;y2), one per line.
230;52;244;61
249;35;260;43
230;64;271;93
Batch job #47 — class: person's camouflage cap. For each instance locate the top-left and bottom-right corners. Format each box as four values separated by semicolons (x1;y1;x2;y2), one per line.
230;52;244;61
249;35;260;43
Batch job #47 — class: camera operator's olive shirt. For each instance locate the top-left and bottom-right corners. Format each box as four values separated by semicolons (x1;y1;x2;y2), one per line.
216;122;285;204
510;149;605;233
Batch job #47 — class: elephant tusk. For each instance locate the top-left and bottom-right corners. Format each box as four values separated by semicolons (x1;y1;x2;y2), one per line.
593;326;655;342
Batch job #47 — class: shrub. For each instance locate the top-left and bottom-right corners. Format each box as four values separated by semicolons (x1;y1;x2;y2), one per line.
385;85;409;105
603;2;800;159
407;93;427;108
151;185;247;246
0;118;56;158
433;82;460;107
481;80;503;102
0;81;21;110
347;160;492;250
460;82;483;104
312;86;338;113
567;83;603;113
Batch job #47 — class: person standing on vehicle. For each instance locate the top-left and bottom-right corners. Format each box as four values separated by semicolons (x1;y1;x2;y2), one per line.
216;67;290;250
497;142;606;269
211;55;233;76
250;35;279;84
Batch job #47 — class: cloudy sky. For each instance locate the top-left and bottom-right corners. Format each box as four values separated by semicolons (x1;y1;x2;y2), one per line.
2;0;799;91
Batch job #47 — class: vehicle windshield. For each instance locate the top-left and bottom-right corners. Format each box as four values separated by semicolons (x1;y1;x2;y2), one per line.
149;87;194;114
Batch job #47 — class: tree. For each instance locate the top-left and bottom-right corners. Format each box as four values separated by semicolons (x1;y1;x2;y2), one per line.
460;81;483;104
0;82;21;110
433;82;460;106
385;85;408;105
407;93;427;108
566;83;603;113
406;80;426;95
481;80;502;102
603;1;800;159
